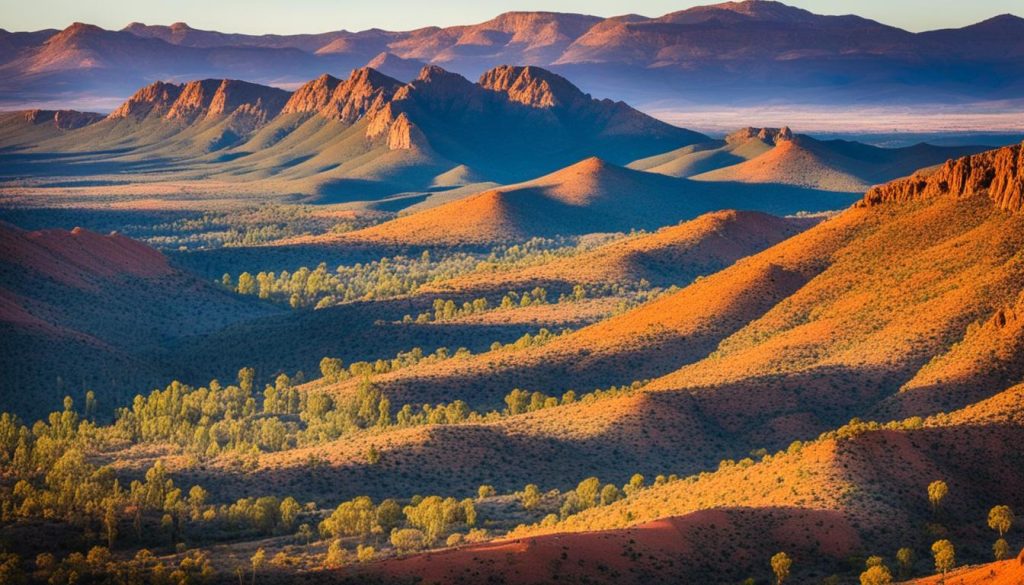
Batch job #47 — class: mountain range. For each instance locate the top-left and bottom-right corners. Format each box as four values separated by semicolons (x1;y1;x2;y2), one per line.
0;65;984;225
2;1;1024;111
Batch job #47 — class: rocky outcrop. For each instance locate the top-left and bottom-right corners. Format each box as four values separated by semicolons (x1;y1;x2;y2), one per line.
726;127;793;146
281;74;342;114
23;109;103;130
110;79;288;125
280;68;400;123
108;81;183;119
479;65;586;108
167;79;289;122
322;68;402;123
385;112;424;150
861;143;1024;213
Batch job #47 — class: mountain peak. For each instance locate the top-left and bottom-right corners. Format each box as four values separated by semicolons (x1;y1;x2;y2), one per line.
365;52;427;82
479;65;585;108
281;74;342;115
316;68;402;123
50;22;104;43
660;0;823;25
108;80;184;119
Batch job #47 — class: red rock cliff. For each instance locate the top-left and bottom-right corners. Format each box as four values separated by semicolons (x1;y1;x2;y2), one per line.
861;143;1024;213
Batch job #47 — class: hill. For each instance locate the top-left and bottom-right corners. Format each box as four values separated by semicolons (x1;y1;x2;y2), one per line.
0;222;279;418
631;127;987;193
419;210;815;294
338;157;719;245
298;144;1024;470
356;386;1024;584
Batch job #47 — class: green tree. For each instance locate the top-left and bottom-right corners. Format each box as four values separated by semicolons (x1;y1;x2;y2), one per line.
575;477;601;510
102;498;118;549
928;480;948;513
319;357;344;384
895;547;914;580
600;484;622;505
520;484;541;510
391;528;426;552
931;540;955;577
623;473;644;496
771;552;791;585
860;564;893;585
237;272;256;295
84;390;96;421
279;497;301;532
356;545;374;562
250;548;265;585
988;505;1014;537
238;367;255;394
993;538;1010;561
325;540;346;568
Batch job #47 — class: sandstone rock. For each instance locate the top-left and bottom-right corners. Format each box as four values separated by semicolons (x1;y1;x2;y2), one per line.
861;143;1024;213
23;109;103;130
108;81;183;119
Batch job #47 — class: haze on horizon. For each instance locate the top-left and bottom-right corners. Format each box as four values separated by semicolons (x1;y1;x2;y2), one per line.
4;0;1022;35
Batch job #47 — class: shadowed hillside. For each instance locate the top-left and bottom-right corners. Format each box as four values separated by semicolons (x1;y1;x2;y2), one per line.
0;222;280;418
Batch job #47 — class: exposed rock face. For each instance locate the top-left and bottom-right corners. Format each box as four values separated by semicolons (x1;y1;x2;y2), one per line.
108;81;183;119
479;65;585;108
167;79;289;122
280;74;342;114
322;68;402;123
23;109;103;130
861;143;1024;213
110;79;288;125
726;127;794;145
385;112;424;150
280;68;401;123
100;63;703;155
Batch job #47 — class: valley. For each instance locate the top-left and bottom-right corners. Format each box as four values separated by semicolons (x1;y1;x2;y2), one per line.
1;2;1023;584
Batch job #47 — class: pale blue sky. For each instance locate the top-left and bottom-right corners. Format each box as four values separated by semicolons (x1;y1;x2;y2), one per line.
2;0;1020;34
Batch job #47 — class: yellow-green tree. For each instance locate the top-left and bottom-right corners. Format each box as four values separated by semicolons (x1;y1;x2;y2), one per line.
325;540;346;568
931;540;955;577
250;548;265;585
988;505;1014;537
927;480;948;513
771;552;791;585
520;484;541;510
993;538;1010;561
860;564;893;585
895;547;914;580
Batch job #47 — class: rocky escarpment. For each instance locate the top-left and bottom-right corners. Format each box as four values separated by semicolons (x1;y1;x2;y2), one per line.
23;109;103;130
281;68;401;123
479;65;586;108
726;126;793;146
108;81;183;119
280;74;342;114
109;79;289;124
168;79;289;123
861;143;1024;213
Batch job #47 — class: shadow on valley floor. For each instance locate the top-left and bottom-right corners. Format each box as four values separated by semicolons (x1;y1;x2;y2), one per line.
0;150;182;180
157;298;583;393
